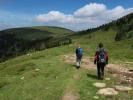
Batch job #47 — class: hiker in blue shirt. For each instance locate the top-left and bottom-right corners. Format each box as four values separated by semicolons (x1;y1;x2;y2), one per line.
75;44;83;69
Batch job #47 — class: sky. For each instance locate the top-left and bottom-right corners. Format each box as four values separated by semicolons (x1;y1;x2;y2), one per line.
0;0;133;31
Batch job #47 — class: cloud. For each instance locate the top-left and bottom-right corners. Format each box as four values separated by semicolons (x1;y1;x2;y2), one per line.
74;3;106;17
0;3;133;31
36;11;75;23
36;3;133;30
106;6;133;20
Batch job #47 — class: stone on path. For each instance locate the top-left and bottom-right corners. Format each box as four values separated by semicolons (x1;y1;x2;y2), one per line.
105;78;110;81
20;76;24;80
27;53;32;56
93;96;99;99
115;85;132;92
93;83;106;88
35;68;40;71
97;88;118;96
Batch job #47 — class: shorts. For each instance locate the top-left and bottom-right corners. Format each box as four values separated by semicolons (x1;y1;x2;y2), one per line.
76;55;82;61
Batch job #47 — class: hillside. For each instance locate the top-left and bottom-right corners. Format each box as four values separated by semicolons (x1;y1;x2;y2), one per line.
32;26;75;37
78;13;133;41
0;26;74;61
0;13;133;100
2;26;74;41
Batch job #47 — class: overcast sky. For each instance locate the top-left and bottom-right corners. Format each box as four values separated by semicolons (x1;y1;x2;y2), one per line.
0;0;133;31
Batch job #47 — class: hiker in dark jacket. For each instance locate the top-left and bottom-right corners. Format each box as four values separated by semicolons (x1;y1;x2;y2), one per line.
75;44;83;69
94;43;108;80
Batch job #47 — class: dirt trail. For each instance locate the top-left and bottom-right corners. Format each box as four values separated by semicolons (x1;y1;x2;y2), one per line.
62;92;79;100
60;54;133;86
61;54;96;70
107;64;133;86
61;68;80;100
61;54;96;100
60;54;133;99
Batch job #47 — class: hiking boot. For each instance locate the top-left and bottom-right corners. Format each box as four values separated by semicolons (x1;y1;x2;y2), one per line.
77;66;80;69
101;77;104;80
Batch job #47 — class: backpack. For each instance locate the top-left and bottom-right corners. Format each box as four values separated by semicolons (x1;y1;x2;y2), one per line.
98;49;106;63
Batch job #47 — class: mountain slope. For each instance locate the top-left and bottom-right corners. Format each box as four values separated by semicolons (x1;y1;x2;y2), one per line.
77;13;133;41
2;26;74;41
0;35;132;99
32;26;75;37
0;26;74;61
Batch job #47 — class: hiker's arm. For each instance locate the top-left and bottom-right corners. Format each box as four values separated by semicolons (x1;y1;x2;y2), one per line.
94;52;98;64
105;52;109;64
76;49;78;55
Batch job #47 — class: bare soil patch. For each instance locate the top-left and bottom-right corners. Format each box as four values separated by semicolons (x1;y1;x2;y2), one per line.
107;64;133;86
60;54;96;70
62;92;79;100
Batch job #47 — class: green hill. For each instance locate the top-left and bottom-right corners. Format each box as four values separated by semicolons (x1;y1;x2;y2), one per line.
32;26;75;37
0;26;74;61
2;26;74;41
77;13;133;41
0;13;133;100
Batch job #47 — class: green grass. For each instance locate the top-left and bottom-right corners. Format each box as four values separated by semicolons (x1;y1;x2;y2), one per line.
0;47;75;100
0;28;133;100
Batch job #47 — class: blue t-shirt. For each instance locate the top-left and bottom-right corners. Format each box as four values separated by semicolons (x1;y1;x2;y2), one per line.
76;48;83;56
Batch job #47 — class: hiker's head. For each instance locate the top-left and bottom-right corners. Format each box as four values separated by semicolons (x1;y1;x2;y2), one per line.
98;43;103;48
77;44;80;48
